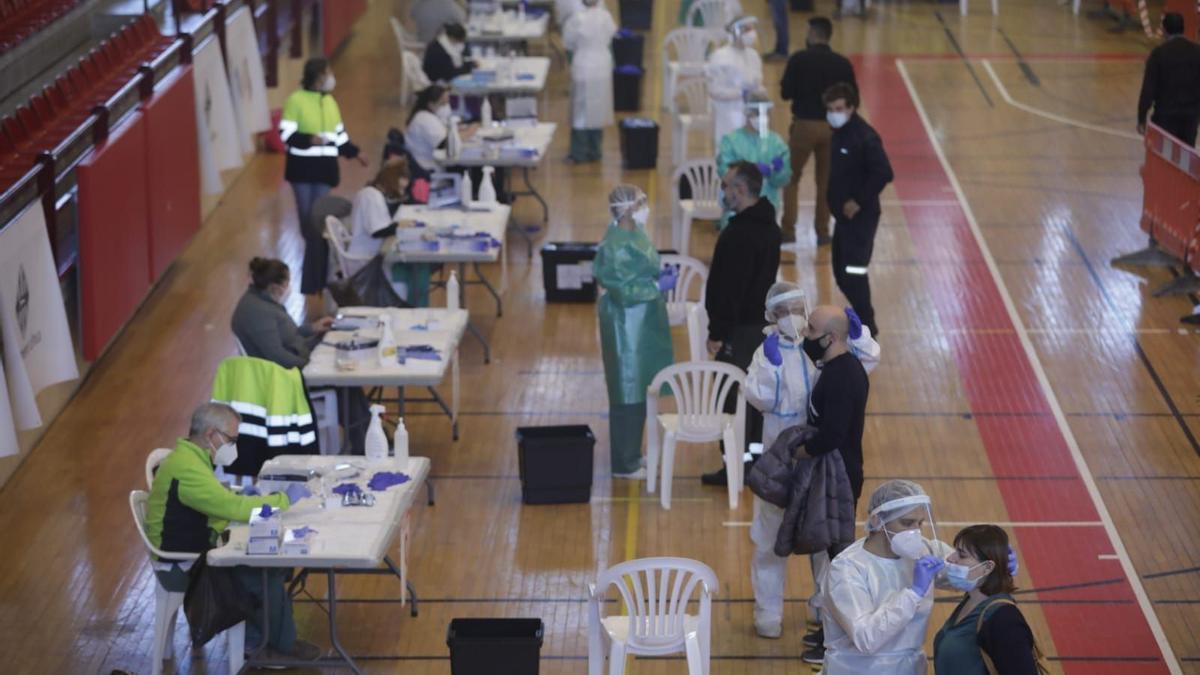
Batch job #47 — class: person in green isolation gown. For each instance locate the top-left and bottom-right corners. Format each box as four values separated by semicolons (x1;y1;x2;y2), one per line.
716;89;791;228
595;184;676;479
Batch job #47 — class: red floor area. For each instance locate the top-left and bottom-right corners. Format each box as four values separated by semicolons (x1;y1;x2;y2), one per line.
857;55;1172;673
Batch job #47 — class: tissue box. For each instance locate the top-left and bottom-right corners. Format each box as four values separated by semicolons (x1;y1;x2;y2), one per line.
249;507;282;539
282;528;315;555
248;536;281;556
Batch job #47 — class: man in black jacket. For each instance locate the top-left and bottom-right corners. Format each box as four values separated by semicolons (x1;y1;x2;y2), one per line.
824;82;892;337
779;17;855;245
1137;13;1200;146
701;161;781;485
423;23;476;84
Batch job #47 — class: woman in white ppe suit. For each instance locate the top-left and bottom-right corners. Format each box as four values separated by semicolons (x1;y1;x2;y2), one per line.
822;479;953;674
562;0;616;162
746;282;880;641
705;15;763;148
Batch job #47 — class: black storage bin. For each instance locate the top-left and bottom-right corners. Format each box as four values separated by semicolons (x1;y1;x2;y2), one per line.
516;425;594;504
619;117;658;169
540;242;598;302
613;65;643;111
611;30;644;68
447;618;544;675
619;0;652;30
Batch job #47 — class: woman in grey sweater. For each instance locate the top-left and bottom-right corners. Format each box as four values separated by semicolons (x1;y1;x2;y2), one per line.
231;258;333;368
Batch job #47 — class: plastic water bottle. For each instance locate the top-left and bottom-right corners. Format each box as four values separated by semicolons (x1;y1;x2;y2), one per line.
478;166;497;204
460;170;473;206
378;314;397;367
481;97;493;128
448;115;462;159
365;405;388;462
447;271;460;310
392;417;409;465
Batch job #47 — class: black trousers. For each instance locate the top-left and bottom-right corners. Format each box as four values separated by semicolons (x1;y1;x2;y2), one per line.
832;209;881;335
716;323;766;456
1152;112;1199;147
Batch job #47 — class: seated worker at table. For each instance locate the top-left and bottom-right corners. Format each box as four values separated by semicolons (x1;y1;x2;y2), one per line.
231;257;333;369
423;22;476;85
349;157;435;306
406;84;478;174
144;402;317;661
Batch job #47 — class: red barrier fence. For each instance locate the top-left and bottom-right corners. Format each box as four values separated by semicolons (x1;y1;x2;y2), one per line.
322;0;367;56
142;65;201;281
1139;124;1200;267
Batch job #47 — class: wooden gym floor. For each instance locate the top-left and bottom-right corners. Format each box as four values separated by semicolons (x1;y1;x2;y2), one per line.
0;0;1197;672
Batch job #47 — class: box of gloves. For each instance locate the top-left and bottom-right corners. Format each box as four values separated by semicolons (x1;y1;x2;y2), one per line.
282;527;316;556
247;504;283;555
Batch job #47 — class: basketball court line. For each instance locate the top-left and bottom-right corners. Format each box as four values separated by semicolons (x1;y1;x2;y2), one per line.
981;59;1143;140
895;57;1181;672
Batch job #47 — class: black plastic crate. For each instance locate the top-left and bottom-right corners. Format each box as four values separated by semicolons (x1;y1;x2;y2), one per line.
613;65;643;112
611;30;644;68
619;117;658;169
516;425;594;504
447;618;544;675
619;0;652;30
540;242;598;303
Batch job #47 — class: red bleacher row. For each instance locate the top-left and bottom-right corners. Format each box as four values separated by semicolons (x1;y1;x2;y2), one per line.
1139;123;1200;276
0;14;173;190
0;0;85;53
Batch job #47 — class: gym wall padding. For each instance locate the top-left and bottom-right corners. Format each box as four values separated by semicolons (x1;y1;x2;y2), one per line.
322;0;367;56
78;112;151;361
142;65;201;282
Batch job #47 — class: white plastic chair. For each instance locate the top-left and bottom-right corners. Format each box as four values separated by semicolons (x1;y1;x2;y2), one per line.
959;0;997;16
685;0;738;29
671;78;712;167
686;304;710;362
325;215;373;280
588;557;716;675
233;335;248;356
671;160;723;257
400;50;430;108
660;254;708;326
389;16;426;53
646;361;746;509
145;448;173;488
130;490;244;675
661;28;720;112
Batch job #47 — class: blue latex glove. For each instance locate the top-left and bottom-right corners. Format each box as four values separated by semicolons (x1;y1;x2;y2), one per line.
240;485;259;496
1008;546;1019;576
763;332;783;366
911;556;945;596
756;161;771;178
284;483;311;505
844;307;863;340
657;266;677;292
771;155;785;173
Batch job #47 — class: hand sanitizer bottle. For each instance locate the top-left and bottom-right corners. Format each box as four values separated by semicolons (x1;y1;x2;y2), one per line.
392;418;409;464
365;405;388;462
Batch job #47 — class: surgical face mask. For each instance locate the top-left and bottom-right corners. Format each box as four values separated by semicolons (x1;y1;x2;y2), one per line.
886;528;928;560
435;103;452;121
632;206;649;228
777;315;801;342
740;30;758;48
944;560;988;591
827;110;850;129
211;433;239;467
802;334;827;363
320;73;336;92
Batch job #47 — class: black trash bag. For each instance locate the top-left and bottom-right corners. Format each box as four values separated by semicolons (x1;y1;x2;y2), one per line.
183;554;255;649
328;255;413;309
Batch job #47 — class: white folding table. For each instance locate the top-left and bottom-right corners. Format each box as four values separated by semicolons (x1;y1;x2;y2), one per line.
450;56;550;97
303;307;467;440
466;10;549;51
208;455;431;674
435;121;556;258
385;205;510;363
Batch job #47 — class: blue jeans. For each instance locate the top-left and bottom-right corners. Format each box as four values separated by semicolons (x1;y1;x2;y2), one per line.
233;567;297;653
768;0;788;55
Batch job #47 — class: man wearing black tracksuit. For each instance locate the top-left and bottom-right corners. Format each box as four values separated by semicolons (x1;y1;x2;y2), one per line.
824;82;892;337
1136;13;1200;147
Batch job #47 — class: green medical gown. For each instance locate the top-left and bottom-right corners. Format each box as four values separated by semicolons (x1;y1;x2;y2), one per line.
595;224;675;405
716;127;792;227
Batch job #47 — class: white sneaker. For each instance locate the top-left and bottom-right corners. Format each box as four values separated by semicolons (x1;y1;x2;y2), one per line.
755;621;782;639
613;468;647;480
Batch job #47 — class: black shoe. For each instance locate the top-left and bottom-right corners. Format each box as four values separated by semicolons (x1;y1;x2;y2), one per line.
1182;313;1200;325
802;645;825;664
803;627;824;648
701;466;728;486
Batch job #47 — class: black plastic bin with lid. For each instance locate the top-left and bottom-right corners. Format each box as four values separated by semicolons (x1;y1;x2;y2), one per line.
619;0;652;30
619;117;658;169
540;242;598;302
447;618;544;675
516;425;594;504
613;65;643;112
611;29;644;68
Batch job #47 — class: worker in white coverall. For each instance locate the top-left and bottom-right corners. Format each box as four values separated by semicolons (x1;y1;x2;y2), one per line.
705;15;763;149
563;0;616;163
746;282;879;642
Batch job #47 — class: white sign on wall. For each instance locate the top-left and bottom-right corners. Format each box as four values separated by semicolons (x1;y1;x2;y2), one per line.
193;37;245;195
225;8;272;156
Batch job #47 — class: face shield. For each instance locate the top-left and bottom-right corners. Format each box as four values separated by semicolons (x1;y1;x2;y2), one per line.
727;16;758;49
764;287;809;341
868;494;940;560
744;93;774;140
608;184;648;227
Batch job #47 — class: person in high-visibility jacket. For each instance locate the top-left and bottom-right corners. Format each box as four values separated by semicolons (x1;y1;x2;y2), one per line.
279;57;362;308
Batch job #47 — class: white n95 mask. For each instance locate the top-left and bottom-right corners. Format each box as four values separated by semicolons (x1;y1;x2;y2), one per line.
827;110;850;129
887;528;928;560
740;30;758;48
213;441;239;467
632;206;650;228
776;315;801;342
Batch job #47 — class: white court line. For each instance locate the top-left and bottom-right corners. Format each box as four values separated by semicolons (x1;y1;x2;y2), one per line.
794;199;960;207
897;59;1181;674
981;59;1142;142
1099;554;1121;560
724;520;1105;528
